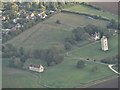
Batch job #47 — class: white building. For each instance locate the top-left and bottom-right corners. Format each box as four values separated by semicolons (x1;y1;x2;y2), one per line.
101;36;109;51
38;12;47;19
91;32;100;41
29;64;44;73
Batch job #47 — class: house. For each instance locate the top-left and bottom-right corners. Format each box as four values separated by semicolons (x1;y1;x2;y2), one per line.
2;29;11;35
30;13;35;17
50;10;55;14
16;23;21;29
39;11;47;19
91;32;100;41
29;64;44;73
88;16;95;20
2;16;6;21
13;19;17;23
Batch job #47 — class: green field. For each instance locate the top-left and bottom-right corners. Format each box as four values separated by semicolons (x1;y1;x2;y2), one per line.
2;58;115;88
69;35;118;60
5;12;108;51
64;5;118;21
2;12;118;88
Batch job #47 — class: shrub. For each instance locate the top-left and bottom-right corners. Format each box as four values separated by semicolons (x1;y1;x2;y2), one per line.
56;20;61;24
64;42;72;50
101;56;118;64
76;60;85;69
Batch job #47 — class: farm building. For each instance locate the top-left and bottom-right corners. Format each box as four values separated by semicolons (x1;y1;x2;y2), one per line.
91;32;100;41
29;64;44;73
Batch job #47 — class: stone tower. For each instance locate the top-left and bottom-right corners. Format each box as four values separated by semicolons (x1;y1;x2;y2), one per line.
101;36;109;51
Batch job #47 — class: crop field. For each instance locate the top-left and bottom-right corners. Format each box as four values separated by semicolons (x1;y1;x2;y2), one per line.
64;4;118;21
2;57;116;88
89;2;118;14
6;12;108;51
69;35;118;60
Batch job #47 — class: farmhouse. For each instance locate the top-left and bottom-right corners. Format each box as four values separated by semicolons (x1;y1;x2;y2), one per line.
29;64;44;73
91;32;100;41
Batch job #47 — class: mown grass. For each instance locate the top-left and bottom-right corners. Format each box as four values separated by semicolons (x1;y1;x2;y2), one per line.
69;35;118;60
64;5;118;21
2;57;115;88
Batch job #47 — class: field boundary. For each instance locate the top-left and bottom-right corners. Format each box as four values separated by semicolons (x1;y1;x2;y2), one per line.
61;9;110;21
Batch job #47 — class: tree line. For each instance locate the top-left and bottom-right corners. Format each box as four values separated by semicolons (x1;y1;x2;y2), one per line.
2;44;64;69
64;24;112;51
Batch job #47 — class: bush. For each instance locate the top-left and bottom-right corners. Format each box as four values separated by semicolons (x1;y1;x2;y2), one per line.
56;20;61;24
9;56;24;69
101;56;118;64
65;36;75;45
64;42;72;50
76;60;85;69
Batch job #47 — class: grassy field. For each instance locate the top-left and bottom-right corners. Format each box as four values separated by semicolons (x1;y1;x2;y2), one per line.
5;12;108;51
64;5;118;21
2;12;118;88
2;57;116;88
69;35;118;60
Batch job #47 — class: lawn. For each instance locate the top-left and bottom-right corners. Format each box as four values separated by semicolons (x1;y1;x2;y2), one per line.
69;35;118;60
64;5;118;21
5;12;108;51
2;58;45;88
2;12;117;88
2;57;116;88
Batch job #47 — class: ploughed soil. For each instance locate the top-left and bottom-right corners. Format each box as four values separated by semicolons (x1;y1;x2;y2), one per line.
89;2;118;14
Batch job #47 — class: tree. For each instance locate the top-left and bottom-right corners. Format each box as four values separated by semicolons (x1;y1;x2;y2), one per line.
32;2;39;10
48;2;58;11
10;56;24;69
11;3;18;12
41;3;46;12
72;27;87;41
0;1;3;8
76;60;85;69
65;36;75;45
19;47;25;56
56;20;61;24
84;24;98;35
107;19;118;29
45;47;64;66
84;24;110;37
4;44;17;53
64;42;72;50
26;2;32;10
33;49;41;59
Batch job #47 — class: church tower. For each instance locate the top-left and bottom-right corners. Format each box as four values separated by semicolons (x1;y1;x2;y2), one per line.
101;36;108;51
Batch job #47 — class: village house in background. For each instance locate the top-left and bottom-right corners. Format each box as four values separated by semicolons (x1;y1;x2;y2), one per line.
38;11;47;19
29;64;44;73
101;36;109;51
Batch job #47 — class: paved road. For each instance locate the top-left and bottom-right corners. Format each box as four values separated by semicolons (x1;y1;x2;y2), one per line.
89;77;119;88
